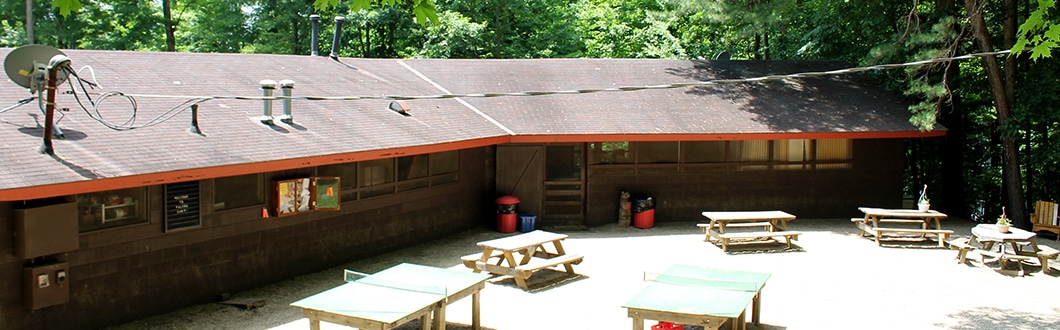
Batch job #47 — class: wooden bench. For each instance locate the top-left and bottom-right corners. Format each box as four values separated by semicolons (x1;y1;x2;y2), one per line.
461;251;505;269
1036;245;1059;274
947;237;975;264
476;254;584;281
979;250;1036;276
514;253;583;278
866;227;953;247
850;217;927;224
697;222;775;242
852;218;929;236
699;222;775;230
713;231;802;252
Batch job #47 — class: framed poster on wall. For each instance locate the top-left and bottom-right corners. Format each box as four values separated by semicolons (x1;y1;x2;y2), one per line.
274;177;340;216
312;177;341;211
275;178;311;217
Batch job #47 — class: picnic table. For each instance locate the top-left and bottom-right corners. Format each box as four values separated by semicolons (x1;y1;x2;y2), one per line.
290;263;490;330
699;211;801;252
461;230;583;290
968;224;1060;276
854;207;953;247
623;264;771;330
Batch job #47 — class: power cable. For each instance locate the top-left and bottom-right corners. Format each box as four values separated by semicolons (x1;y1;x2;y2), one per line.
0;48;1019;131
113;49;1015;102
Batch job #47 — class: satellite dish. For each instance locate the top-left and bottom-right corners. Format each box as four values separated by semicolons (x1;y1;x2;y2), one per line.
4;44;69;92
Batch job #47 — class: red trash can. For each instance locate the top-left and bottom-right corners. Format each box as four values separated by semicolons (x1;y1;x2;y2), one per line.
495;196;519;233
633;209;655;229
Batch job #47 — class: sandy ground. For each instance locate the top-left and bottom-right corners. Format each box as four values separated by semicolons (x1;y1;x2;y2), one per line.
105;218;1060;330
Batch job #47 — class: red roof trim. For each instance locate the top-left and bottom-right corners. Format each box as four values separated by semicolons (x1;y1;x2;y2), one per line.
1;129;943;201
0;136;509;202
507;130;945;143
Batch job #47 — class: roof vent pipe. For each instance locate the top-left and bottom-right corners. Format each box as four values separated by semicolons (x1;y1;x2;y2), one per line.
330;16;346;59
279;79;295;123
260;79;277;125
309;15;320;56
188;104;204;135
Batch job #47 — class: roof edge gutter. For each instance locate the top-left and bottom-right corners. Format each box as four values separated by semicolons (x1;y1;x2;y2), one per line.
0;136;512;202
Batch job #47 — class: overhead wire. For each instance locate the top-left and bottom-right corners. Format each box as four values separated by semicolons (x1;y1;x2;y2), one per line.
113;49;1016;102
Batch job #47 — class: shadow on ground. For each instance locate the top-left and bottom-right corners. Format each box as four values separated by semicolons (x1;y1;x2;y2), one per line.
941;306;1060;330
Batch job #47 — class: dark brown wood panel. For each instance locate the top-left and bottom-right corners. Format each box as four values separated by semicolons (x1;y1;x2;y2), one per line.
585;139;905;227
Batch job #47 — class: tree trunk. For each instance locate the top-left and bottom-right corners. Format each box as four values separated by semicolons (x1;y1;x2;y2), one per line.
163;0;176;52
963;0;1027;226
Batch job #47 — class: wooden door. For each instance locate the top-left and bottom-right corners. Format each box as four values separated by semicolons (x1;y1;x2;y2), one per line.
496;144;586;226
496;145;544;217
543;144;585;226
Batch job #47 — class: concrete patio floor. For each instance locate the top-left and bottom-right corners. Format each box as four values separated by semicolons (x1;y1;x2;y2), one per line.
106;217;1060;330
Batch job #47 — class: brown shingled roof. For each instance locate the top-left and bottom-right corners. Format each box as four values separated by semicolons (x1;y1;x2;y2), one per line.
0;48;941;200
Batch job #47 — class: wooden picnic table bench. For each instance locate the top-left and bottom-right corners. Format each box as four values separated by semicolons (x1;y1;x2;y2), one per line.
856;207;951;247
466;230;582;290
700;211;801;252
972;224;1059;275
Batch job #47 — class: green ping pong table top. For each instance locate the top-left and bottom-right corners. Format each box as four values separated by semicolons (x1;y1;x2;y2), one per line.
290;263;489;325
622;264;770;319
661;264;770;292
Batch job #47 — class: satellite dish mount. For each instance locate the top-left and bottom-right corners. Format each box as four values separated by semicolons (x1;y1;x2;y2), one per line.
3;45;72;155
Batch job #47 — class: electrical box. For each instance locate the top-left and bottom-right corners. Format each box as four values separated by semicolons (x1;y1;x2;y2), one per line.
13;202;79;259
25;262;70;310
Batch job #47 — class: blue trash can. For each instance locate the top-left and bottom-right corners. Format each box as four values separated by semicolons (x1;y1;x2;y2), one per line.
518;214;536;233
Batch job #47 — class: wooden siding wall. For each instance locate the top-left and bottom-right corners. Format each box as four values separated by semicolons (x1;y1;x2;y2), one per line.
0;147;495;330
585;139;905;226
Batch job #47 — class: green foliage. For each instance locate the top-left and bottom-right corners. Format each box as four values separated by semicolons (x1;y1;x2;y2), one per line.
52;0;82;17
1014;0;1058;60
315;0;438;24
403;11;489;58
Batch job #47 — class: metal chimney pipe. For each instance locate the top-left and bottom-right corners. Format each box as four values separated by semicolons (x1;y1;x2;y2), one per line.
310;15;320;56
260;79;277;125
188;104;204;135
330;16;346;59
279;80;295;123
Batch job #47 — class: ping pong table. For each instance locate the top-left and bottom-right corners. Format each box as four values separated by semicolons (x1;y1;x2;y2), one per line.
622;264;771;330
290;263;491;330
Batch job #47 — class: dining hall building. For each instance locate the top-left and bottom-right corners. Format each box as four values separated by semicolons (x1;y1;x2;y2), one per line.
0;47;943;329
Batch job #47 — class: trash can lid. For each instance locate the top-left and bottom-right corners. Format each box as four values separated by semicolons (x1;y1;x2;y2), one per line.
496;195;520;204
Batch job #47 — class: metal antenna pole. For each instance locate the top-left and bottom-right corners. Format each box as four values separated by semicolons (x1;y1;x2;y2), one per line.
40;55;70;156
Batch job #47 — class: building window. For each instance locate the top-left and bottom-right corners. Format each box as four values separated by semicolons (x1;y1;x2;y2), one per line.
214;174;263;210
318;163;358;201
773;139;808;170
546;145;582;181
816;139;853;169
683;141;726;163
77;187;147;232
588;142;632;165
317;151;461;200
730;140;769;171
636;142;679;174
397;155;429;192
360;159;395;198
430;150;459;185
588;139;852;173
